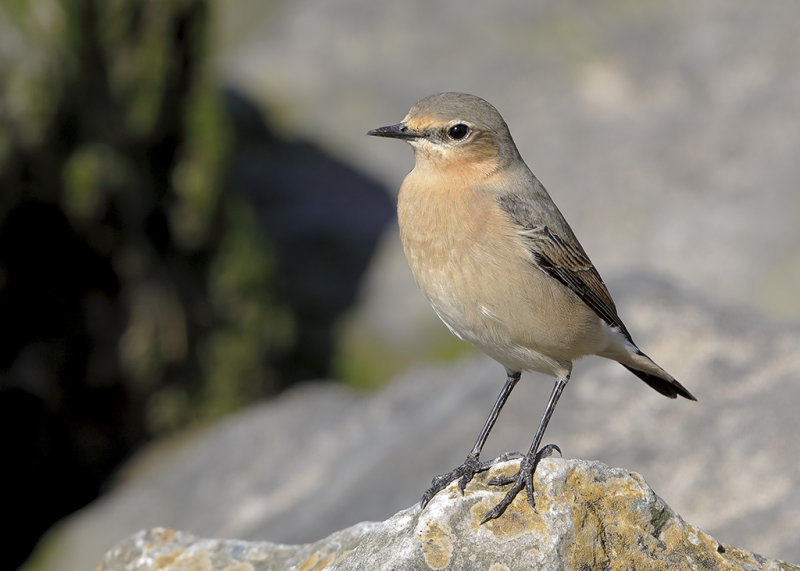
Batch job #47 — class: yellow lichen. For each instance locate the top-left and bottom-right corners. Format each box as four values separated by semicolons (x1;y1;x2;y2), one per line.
297;553;319;571
313;554;335;570
419;520;454;569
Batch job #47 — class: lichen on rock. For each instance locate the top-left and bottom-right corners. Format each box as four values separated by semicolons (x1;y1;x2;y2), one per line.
99;458;798;570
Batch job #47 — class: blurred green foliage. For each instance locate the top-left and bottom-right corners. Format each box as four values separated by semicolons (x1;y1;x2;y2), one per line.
1;1;394;566
0;2;297;564
0;0;294;435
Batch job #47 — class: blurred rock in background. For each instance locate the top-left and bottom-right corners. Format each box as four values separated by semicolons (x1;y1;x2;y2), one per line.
39;275;800;571
223;88;393;385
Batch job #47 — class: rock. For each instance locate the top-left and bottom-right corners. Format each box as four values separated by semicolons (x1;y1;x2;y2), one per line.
98;459;797;571
36;274;800;571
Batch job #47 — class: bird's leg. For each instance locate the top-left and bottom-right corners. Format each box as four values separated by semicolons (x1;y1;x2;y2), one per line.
420;370;522;509
480;375;569;524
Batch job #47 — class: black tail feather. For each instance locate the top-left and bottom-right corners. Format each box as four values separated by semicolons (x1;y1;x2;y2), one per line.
622;365;697;401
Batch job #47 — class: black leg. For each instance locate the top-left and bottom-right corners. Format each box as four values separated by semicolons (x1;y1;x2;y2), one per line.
420;369;522;508
480;374;569;524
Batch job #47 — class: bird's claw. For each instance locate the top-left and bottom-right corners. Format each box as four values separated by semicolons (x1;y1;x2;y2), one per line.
481;444;562;523
420;451;523;509
420;453;484;508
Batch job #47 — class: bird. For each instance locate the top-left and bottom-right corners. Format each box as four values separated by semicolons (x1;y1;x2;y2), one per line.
367;92;696;523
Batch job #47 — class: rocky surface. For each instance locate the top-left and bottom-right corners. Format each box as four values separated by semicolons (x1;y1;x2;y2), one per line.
98;459;797;570
40;275;800;571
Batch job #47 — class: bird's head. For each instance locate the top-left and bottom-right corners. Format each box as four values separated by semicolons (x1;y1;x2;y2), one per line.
368;92;521;171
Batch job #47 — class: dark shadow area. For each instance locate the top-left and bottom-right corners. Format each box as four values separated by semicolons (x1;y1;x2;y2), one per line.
0;1;393;568
224;89;395;385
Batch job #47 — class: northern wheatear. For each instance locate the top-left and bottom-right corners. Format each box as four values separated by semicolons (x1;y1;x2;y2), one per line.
368;92;696;523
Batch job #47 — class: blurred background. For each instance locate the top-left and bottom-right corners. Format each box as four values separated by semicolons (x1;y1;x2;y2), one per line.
0;0;396;568
2;0;799;569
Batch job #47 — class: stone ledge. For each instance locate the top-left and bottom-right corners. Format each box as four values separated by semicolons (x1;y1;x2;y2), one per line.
98;458;798;571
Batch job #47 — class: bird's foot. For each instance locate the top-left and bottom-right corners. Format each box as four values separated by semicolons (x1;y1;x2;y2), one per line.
420;451;523;509
480;444;561;524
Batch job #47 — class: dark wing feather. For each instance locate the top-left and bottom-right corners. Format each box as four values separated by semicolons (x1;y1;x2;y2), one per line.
496;192;697;401
496;193;632;342
521;226;632;341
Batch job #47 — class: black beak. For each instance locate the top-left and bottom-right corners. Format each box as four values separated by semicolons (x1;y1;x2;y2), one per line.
367;123;419;139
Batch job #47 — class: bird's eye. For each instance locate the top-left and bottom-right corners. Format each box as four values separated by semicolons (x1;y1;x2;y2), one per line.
447;123;470;140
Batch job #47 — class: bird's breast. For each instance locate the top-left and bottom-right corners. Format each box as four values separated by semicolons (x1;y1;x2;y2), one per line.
397;167;606;374
397;167;509;311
